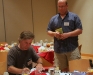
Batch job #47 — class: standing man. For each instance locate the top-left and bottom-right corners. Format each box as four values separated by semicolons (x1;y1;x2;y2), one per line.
47;0;82;72
7;31;43;75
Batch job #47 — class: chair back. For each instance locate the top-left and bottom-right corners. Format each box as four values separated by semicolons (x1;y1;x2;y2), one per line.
69;59;90;72
0;52;8;75
78;44;82;54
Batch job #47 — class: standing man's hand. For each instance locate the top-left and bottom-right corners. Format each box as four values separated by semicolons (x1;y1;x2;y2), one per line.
54;32;61;39
60;33;70;40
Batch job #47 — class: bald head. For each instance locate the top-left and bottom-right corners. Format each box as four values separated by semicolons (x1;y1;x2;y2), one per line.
58;0;68;5
57;0;68;16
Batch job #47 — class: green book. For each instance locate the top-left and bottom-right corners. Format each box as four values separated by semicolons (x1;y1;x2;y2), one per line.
55;28;63;34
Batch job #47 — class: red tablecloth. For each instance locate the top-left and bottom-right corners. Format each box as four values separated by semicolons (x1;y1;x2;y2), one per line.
32;45;54;65
32;45;40;53
30;70;46;75
38;51;54;64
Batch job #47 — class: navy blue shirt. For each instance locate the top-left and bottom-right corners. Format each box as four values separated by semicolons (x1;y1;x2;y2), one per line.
47;12;82;53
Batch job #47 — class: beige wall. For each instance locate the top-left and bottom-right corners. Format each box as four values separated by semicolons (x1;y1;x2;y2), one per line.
1;0;93;54
0;0;5;42
32;0;56;42
0;0;56;44
68;0;93;54
3;0;33;44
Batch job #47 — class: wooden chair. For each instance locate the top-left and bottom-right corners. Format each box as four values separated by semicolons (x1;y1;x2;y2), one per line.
0;61;7;75
0;52;8;75
0;52;8;61
69;59;90;72
78;44;82;54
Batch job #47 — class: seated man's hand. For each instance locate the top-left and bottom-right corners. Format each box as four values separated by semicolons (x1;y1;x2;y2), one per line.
36;63;45;71
22;68;30;74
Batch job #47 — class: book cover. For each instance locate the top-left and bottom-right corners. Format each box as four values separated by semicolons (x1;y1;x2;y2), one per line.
55;28;63;34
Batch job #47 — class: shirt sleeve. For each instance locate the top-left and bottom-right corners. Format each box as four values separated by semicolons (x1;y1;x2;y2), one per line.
7;47;17;67
75;14;83;30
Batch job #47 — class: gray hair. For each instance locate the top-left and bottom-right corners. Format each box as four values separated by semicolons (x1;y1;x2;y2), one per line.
19;31;35;40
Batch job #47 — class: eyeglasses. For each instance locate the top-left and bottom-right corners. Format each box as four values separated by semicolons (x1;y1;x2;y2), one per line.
58;5;67;8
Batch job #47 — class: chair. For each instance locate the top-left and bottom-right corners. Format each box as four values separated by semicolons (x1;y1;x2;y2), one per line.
78;44;82;54
69;59;90;72
0;52;8;75
0;61;7;75
0;52;8;61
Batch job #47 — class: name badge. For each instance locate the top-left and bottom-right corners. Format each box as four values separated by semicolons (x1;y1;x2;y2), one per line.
64;22;69;26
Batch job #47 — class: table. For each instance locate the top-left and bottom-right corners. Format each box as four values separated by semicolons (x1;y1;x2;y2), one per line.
30;68;72;75
38;51;54;67
32;45;54;67
38;51;54;64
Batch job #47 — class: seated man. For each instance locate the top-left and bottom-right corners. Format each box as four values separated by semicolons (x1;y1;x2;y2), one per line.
7;31;44;75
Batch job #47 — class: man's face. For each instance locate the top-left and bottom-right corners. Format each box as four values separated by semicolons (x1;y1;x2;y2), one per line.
19;39;33;50
58;1;68;15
